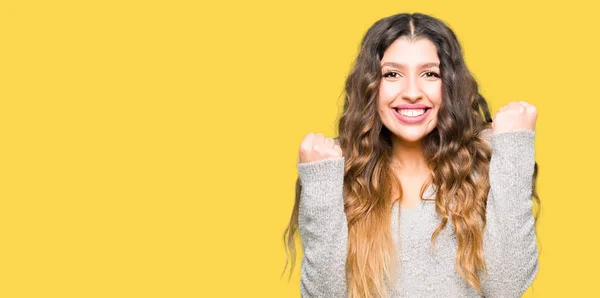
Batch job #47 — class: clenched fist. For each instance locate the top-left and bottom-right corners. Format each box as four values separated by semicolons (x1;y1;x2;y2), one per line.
492;101;538;134
298;133;343;164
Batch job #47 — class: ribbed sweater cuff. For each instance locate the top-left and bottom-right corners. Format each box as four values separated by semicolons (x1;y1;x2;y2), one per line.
491;129;536;161
297;157;345;184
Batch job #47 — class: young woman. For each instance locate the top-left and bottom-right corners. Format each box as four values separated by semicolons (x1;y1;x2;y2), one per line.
283;12;540;298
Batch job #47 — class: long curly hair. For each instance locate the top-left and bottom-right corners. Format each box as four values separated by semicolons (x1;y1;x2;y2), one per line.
283;12;540;297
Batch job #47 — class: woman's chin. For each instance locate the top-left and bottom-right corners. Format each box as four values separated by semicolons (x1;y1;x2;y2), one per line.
390;129;432;143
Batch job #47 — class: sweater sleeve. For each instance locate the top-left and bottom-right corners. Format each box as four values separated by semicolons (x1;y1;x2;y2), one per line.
297;157;348;298
480;130;539;298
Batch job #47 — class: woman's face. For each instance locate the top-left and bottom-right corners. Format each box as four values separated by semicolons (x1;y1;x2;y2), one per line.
377;37;442;144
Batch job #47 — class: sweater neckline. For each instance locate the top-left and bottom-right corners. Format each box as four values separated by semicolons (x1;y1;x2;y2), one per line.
398;182;437;212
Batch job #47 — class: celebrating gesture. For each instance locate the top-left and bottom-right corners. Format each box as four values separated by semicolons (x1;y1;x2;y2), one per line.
284;13;541;298
492;101;538;134
298;133;343;164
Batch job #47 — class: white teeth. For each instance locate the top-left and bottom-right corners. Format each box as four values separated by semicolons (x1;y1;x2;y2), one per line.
397;109;426;117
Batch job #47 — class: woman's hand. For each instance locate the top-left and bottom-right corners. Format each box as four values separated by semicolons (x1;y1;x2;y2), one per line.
492;101;538;134
298;133;343;163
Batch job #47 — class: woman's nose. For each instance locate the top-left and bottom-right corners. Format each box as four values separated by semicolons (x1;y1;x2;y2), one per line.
400;76;423;101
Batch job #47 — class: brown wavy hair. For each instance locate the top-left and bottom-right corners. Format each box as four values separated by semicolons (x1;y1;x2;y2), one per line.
282;12;540;297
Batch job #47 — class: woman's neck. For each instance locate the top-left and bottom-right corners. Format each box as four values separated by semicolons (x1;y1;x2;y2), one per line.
391;138;429;174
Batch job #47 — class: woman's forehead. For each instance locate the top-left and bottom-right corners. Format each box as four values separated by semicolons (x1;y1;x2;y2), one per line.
381;38;439;66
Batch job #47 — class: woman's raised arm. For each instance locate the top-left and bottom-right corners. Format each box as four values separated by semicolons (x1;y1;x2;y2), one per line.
297;133;348;297
481;102;540;297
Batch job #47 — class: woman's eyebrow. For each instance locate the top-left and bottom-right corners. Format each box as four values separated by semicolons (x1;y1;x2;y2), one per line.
381;62;440;69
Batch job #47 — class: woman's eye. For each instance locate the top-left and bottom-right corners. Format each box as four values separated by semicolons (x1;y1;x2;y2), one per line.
424;71;441;78
383;71;400;78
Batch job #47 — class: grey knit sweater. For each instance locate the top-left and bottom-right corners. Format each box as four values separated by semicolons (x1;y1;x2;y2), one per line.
297;130;539;297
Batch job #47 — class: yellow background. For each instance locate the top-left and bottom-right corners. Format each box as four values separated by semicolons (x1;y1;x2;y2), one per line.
1;0;598;297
